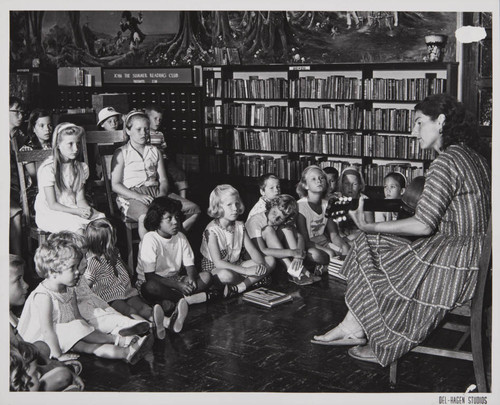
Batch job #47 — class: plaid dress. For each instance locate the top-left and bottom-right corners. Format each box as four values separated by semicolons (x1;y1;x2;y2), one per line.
340;145;491;366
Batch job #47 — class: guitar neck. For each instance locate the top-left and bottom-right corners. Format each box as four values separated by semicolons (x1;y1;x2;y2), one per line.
349;199;403;212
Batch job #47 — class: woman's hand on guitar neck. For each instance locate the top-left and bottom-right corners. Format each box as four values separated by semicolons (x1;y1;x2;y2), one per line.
349;195;374;232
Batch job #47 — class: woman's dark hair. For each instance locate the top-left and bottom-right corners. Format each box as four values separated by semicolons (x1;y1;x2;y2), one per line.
27;108;51;148
414;93;478;151
144;196;183;232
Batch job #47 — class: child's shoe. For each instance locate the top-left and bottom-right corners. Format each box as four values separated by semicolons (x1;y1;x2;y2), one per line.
118;321;150;337
167;298;189;333
126;334;154;365
251;275;272;289
206;288;223;302
223;284;240;299
115;334;140;347
314;264;328;276
152;304;166;340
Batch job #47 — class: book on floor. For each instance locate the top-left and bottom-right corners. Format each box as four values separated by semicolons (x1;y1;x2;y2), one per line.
328;257;347;281
242;287;292;308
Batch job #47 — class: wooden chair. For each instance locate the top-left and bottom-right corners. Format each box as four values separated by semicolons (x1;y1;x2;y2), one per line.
97;143;140;272
389;219;492;392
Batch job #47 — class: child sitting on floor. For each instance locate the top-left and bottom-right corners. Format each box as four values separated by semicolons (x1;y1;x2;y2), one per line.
374;172;406;223
18;238;153;365
84;218;168;339
48;231;151;340
323;166;340;200
137;197;214;333
246;194;319;284
296;166;351;271
200;184;275;298
10;254;84;391
247;173;281;219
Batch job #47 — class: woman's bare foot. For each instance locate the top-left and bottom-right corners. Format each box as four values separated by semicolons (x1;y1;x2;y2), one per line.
313;321;365;342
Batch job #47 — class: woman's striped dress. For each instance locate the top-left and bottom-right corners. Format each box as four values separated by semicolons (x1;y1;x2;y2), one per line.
340;144;491;367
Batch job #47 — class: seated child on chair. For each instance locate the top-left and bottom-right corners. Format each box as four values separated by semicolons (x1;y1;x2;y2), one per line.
18;237;153;365
137;197;212;333
200;184;275;298
145;105;201;231
84;218;170;340
247;173;281;219
97;107;122;131
10;254;83;391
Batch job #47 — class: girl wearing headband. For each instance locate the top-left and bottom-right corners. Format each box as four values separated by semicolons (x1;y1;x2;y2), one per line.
111;110;169;238
34;122;105;234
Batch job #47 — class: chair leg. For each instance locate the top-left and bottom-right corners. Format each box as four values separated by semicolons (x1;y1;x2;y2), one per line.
126;226;134;271
471;303;487;392
389;360;398;388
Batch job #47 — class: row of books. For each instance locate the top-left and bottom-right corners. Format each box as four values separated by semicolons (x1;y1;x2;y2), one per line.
328;257;347;281
289;76;362;99
363;108;416;132
205;104;289;127
363;163;424;187
363;133;436;160
289;104;363;129
363;78;447;100
206;154;358;182
205;76;445;101
205;77;289;99
242;288;292;308
204;128;435;160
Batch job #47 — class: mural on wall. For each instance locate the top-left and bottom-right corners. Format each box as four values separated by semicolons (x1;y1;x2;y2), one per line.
10;11;457;69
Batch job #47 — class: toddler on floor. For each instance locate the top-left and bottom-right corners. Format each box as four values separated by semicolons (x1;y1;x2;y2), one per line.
34;123;105;234
18;237;153;365
137;197;213;333
246;173;281;219
200;184;275;298
84;218;168;339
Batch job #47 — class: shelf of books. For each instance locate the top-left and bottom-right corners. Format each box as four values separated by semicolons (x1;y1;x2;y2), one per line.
202;63;458;187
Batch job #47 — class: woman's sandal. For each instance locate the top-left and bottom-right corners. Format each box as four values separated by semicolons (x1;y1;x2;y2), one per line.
347;345;379;364
311;322;367;346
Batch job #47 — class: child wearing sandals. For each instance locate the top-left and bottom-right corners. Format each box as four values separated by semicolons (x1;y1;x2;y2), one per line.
84;218;169;339
296;166;351;273
137;197;213;333
10;254;84;391
200;184;275;298
246;194;319;285
17;237;153;365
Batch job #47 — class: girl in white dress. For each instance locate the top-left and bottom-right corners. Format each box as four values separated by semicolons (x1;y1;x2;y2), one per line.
34;123;104;234
18;237;153;365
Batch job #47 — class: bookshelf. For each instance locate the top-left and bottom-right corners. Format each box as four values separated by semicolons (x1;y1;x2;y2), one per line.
202;63;458;188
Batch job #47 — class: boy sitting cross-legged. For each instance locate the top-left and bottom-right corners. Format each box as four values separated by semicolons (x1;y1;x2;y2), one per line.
137;196;214;333
245;194;320;285
246;173;281;220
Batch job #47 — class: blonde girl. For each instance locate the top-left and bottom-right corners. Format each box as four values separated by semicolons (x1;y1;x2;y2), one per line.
34;123;104;234
18;238;153;365
84;218;167;340
111;110;169;238
296;166;350;267
200;185;275;298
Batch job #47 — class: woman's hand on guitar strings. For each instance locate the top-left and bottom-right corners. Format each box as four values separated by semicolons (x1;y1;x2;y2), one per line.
349;195;369;231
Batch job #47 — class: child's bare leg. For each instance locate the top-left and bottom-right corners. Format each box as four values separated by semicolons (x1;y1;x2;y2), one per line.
262;227;292;268
307;246;331;264
81;330;116;345
110;299;137;318
211;268;245;285
73;341;128;360
182;212;199;232
138;214;147;239
39;366;73;391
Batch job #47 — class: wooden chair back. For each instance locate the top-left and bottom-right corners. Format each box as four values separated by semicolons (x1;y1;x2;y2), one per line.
97;144;120;217
85;130;126;145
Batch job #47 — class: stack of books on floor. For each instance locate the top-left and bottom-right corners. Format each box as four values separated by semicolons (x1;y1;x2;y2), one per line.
242;288;292;308
328;257;347;281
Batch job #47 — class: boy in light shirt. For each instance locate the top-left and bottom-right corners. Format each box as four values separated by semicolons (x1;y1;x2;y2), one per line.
247;173;281;219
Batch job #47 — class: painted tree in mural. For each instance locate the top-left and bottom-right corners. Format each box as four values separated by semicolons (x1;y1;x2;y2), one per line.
209;11;234;45
28;11;45;54
243;11;296;61
66;11;88;52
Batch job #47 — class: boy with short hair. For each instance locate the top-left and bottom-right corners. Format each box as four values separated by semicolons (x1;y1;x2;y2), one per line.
247;173;281;219
323;166;340;199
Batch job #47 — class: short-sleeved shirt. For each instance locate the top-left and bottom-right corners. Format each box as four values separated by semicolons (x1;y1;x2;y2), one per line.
118;142;160;189
247;197;268;219
35;157;89;209
297;197;328;238
246;212;269;239
200;219;245;265
136;231;195;283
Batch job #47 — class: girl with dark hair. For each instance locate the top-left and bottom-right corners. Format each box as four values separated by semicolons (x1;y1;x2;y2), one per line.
312;94;491;367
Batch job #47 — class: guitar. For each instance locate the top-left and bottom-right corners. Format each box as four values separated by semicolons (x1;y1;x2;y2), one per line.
326;176;425;222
